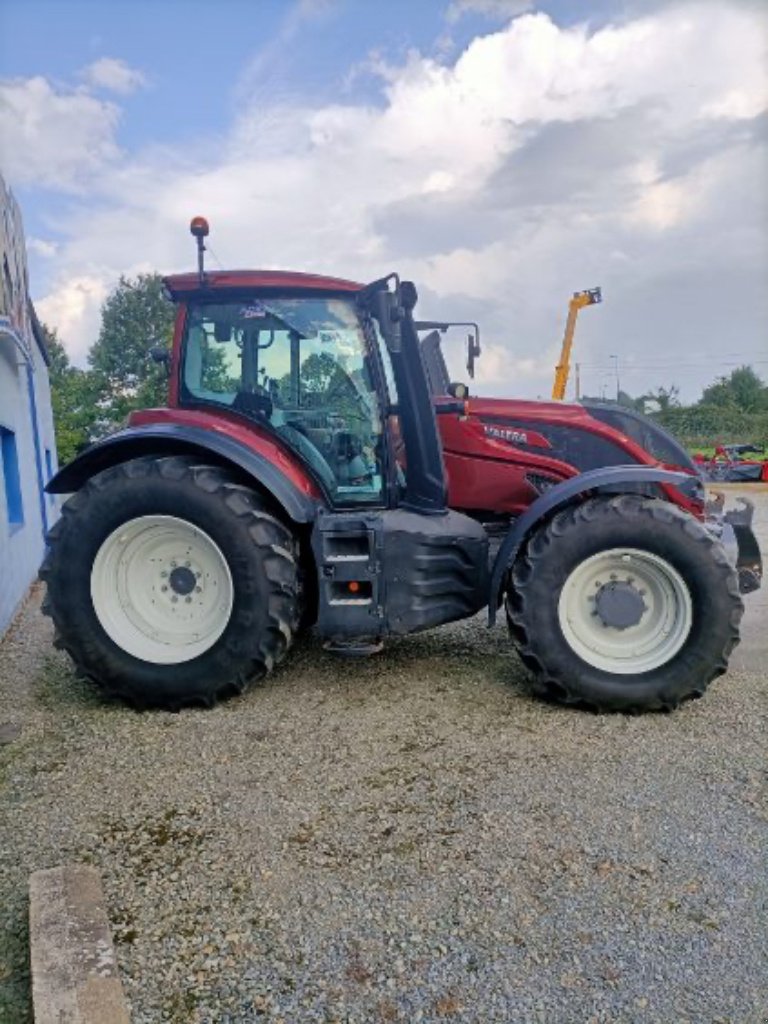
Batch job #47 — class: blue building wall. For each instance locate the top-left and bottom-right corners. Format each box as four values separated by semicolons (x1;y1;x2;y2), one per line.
0;174;59;635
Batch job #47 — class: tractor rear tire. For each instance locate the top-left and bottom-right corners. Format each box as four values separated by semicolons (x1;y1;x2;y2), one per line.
506;494;743;713
40;455;300;709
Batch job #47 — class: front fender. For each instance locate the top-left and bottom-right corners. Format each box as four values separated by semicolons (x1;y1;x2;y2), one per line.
46;424;319;524
488;465;689;625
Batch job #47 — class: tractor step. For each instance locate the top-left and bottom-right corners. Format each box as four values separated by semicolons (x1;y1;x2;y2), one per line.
323;639;384;657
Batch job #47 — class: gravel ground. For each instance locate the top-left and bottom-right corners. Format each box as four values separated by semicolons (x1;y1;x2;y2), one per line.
1;488;766;1024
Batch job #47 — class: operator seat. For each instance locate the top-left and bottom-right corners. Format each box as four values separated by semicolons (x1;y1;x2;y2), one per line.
232;389;339;497
232;389;273;420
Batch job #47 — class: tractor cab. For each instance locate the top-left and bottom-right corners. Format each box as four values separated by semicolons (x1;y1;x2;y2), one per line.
177;289;388;504
161;266;451;516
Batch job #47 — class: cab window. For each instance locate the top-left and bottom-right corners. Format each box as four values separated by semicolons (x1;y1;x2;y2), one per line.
182;296;385;504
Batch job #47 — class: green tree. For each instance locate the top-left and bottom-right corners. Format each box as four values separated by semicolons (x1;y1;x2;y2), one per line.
277;352;343;404
701;365;767;412
199;340;240;393
88;273;174;429
641;384;680;412
300;352;341;394
42;324;101;464
617;389;645;411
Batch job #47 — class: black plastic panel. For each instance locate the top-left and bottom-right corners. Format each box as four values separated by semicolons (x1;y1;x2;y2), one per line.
381;509;488;635
312;508;488;641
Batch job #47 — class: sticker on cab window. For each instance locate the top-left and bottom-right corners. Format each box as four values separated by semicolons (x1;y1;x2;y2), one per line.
240;302;267;319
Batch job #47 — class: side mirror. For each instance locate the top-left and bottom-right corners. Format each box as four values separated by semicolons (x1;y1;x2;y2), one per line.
414;319;480;377
149;344;171;377
466;330;481;379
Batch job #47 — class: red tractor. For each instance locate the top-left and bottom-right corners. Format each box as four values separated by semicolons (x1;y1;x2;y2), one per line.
41;219;761;712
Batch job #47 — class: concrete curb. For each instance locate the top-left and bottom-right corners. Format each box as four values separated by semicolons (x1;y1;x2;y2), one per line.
29;864;130;1024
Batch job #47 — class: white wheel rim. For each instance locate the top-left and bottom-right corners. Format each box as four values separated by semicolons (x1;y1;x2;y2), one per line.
90;515;234;665
557;548;692;675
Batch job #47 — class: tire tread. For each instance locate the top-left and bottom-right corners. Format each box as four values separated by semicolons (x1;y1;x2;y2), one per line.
506;496;743;712
40;455;301;709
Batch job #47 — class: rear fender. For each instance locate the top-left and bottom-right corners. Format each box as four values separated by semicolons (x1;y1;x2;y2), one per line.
46;424;319;524
488;465;689;624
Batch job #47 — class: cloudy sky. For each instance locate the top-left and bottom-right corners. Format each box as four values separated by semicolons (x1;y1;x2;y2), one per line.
1;0;766;401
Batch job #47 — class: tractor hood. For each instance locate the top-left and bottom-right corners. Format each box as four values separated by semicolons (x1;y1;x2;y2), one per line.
464;396;701;477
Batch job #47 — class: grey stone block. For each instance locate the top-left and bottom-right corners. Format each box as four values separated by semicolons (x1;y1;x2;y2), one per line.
29;864;130;1024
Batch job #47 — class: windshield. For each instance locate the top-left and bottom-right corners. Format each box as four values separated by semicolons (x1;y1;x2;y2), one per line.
181;295;386;504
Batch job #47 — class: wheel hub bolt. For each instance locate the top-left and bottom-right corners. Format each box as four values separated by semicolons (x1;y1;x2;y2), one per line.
171;596;178;603
161;585;168;592
160;571;168;578
185;597;192;603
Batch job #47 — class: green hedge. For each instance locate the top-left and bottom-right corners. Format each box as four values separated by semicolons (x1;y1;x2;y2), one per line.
652;404;768;450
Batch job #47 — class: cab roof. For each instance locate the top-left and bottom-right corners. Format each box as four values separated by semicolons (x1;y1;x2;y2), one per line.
163;270;363;299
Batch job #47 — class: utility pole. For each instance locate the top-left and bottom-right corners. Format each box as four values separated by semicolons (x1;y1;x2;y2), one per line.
610;354;620;402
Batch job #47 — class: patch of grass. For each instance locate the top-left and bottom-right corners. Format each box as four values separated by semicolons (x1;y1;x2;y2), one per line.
94;807;213;875
163;988;201;1022
34;657;104;712
0;897;33;1024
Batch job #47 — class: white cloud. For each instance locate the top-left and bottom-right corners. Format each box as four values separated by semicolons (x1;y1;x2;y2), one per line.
35;274;111;363
81;57;148;95
0;76;120;190
24;3;768;400
27;237;59;258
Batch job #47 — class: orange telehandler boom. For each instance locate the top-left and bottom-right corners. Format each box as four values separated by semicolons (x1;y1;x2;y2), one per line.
552;287;602;400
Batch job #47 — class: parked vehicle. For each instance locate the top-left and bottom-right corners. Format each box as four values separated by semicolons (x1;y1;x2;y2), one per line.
694;444;768;483
41;220;762;712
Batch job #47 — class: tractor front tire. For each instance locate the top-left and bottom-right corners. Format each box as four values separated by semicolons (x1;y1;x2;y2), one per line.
40;456;300;709
506;494;743;712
